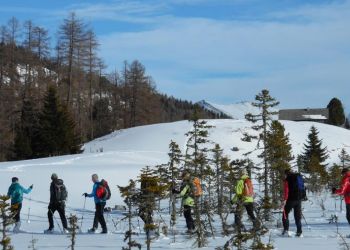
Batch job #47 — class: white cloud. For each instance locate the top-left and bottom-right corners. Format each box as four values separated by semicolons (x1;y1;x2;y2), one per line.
98;0;350;109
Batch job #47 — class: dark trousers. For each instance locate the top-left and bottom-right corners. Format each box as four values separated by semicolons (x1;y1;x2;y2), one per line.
234;202;257;228
93;202;107;231
282;200;302;234
346;204;350;224
184;205;195;230
48;202;68;229
11;203;22;223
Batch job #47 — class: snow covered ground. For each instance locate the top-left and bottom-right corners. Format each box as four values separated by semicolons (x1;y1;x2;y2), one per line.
1;119;350;249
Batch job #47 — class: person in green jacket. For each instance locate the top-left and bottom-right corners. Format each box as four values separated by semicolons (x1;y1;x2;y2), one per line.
7;177;33;233
173;171;195;232
231;170;258;231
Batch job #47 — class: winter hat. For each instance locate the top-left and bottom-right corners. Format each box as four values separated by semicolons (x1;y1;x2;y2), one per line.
342;168;349;174
241;169;248;176
284;168;291;175
12;177;19;183
51;173;58;180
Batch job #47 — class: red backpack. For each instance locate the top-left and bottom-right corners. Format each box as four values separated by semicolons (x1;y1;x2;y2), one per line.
96;179;111;200
243;178;254;197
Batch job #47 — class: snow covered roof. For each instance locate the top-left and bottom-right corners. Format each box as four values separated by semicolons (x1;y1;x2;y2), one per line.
302;114;328;120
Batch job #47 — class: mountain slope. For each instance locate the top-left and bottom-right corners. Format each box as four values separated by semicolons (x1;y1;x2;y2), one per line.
197;100;278;120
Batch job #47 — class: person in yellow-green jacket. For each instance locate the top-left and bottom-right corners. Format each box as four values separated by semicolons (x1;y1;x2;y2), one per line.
172;171;195;232
231;170;259;230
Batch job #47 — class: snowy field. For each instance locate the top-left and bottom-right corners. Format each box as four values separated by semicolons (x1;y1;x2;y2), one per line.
1;119;350;249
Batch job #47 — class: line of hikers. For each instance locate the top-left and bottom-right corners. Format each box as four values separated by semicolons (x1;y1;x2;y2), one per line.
7;173;111;234
6;167;350;236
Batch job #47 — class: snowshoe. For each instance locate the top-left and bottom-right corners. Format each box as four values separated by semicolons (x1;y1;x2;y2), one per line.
295;232;303;237
44;228;55;234
281;230;290;237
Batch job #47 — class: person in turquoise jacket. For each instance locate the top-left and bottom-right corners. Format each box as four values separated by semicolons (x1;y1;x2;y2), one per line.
83;174;107;233
7;177;33;233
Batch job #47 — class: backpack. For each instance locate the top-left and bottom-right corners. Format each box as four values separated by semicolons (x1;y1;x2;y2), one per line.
288;173;307;201
192;177;203;197
54;179;68;202
243;178;254;197
96;179;111;200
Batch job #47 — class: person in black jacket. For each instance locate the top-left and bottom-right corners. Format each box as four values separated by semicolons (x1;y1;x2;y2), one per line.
45;173;68;233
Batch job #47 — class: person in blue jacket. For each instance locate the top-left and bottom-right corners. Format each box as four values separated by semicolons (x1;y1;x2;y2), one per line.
83;174;107;233
7;177;33;233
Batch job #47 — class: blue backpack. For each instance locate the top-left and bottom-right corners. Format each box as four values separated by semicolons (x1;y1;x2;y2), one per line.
288;173;307;201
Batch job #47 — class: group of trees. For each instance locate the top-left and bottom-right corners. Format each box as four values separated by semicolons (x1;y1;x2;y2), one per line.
115;89;349;249
0;14;221;162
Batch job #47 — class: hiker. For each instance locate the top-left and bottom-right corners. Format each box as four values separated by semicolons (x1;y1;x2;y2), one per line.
231;170;259;231
83;174;108;234
332;168;350;224
7;177;33;233
282;169;306;237
172;171;201;233
46;173;68;233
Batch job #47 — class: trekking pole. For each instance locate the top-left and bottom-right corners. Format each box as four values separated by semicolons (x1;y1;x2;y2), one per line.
301;212;311;230
50;209;63;233
27;194;32;224
80;197;86;231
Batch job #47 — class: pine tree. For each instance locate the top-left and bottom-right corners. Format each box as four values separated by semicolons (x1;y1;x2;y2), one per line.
167;141;182;242
0;195;14;250
68;214;78;250
138;166;168;250
339;148;350;168
266;121;293;205
244;89;279;220
185;108;213;178
33;86;81;157
301;126;329;192
328;164;342;189
13;99;38;160
118;180;141;250
327;98;345;126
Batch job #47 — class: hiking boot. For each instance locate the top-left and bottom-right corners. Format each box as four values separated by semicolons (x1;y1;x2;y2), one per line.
101;229;108;234
13;222;21;233
296;232;303;237
44;228;54;234
88;228;96;233
282;230;289;236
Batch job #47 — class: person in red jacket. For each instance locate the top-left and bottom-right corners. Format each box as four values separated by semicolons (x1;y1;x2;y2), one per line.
332;168;350;224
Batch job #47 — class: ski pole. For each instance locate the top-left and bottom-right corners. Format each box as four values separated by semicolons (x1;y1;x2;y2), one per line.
301;212;311;230
27;194;32;223
80;197;86;230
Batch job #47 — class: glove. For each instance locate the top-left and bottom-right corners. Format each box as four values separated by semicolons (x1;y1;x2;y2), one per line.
29;185;33;189
332;187;337;194
83;193;88;197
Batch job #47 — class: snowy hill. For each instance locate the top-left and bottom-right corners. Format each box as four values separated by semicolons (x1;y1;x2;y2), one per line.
1;119;350;249
197;100;278;120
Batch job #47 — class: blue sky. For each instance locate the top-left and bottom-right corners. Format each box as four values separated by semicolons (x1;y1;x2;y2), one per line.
0;0;350;113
